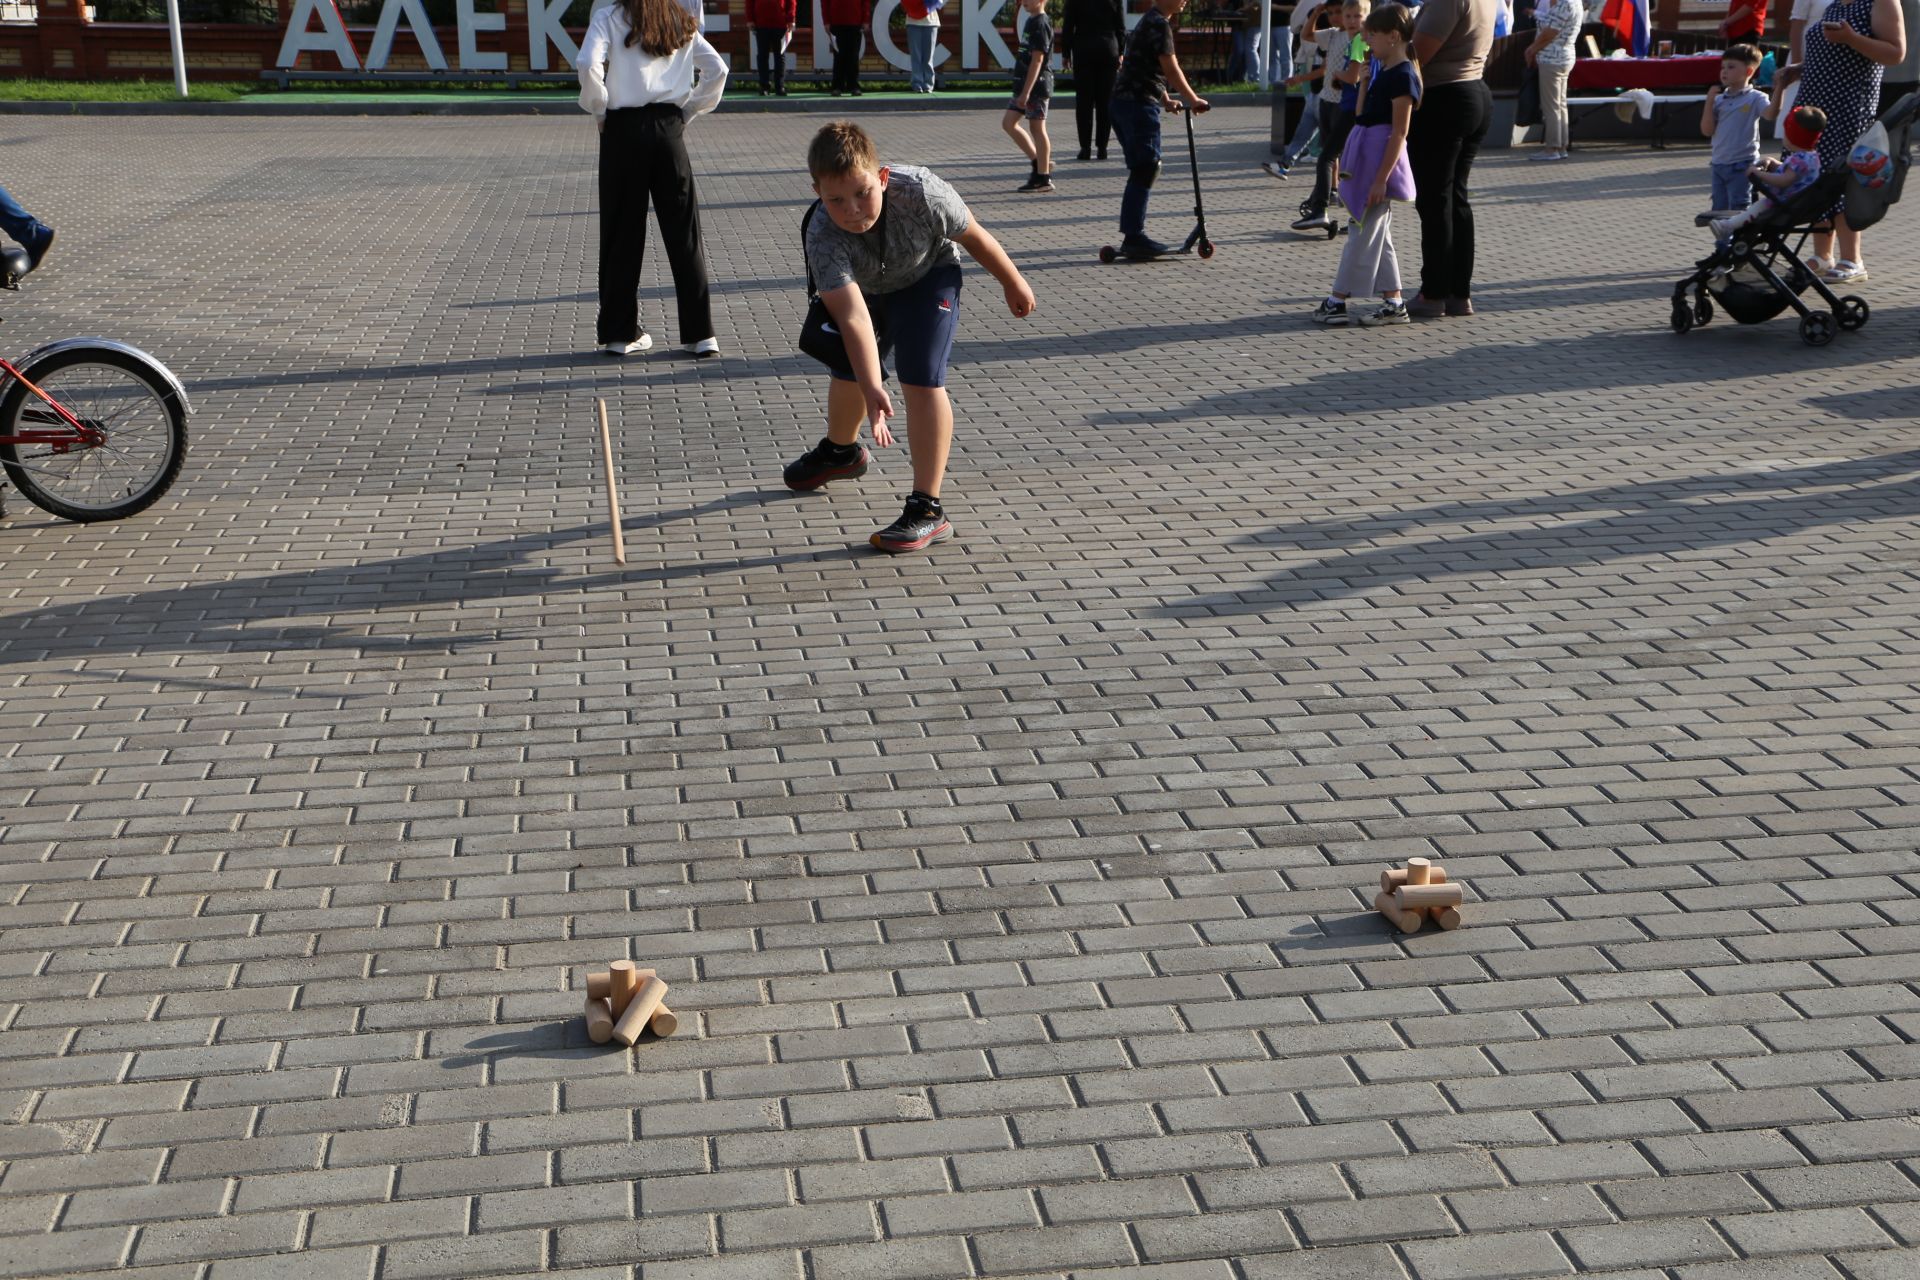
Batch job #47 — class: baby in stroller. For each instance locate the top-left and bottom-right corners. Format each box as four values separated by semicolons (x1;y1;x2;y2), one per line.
1709;104;1828;241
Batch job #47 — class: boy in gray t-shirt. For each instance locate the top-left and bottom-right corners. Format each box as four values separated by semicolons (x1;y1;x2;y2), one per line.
786;122;1038;555
1701;44;1767;214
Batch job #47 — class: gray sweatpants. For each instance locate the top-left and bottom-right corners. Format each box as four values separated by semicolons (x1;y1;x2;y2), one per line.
1332;201;1401;299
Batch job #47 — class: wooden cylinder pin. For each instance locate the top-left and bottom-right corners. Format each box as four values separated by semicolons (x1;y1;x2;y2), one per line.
598;397;626;567
1374;891;1422;933
1379;866;1449;894
1405;857;1434;886
612;974;671;1046
1431;906;1463;931
1395;882;1464;911
608;961;642;1016
585;994;615;1044
648;1006;680;1038
586;970;610;1001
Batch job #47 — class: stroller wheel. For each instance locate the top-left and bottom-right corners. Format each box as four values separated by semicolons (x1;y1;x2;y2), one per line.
1799;312;1836;346
1837;295;1869;331
1694;295;1713;327
1670;300;1694;334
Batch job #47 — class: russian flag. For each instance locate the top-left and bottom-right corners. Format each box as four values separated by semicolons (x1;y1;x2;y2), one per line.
1601;0;1651;56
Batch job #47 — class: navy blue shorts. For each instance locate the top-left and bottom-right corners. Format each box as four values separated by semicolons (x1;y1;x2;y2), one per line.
831;262;963;389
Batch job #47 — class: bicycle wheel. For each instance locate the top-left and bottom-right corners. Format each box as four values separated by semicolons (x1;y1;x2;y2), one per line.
0;345;186;522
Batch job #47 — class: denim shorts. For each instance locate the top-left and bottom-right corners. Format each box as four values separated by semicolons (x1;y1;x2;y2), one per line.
829;262;963;389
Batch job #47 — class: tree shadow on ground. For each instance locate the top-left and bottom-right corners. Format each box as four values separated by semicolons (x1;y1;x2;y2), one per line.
0;489;877;671
1147;448;1920;618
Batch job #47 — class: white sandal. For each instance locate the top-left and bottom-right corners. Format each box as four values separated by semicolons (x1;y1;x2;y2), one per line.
1803;254;1832;275
1825;260;1869;283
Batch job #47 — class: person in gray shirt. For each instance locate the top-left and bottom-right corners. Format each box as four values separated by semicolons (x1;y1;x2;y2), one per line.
785;122;1038;556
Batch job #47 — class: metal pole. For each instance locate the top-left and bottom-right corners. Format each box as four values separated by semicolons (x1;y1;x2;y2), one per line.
1257;0;1273;87
165;0;188;98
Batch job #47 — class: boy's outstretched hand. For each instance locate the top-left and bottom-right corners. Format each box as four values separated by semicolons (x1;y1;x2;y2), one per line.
1005;275;1037;318
864;384;896;447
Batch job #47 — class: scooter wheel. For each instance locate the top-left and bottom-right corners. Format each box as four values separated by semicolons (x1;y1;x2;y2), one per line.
1098;245;1117;264
1325;222;1339;240
1198;241;1215;260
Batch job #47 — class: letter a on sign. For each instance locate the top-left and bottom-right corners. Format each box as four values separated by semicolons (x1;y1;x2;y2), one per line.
369;0;449;69
276;0;361;68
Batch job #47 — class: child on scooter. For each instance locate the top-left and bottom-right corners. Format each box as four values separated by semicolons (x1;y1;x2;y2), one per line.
1108;0;1210;258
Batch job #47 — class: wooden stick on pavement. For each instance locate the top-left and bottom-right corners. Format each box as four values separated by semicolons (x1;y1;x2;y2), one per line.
598;397;626;566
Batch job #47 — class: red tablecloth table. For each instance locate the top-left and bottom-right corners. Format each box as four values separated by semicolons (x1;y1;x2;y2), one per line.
1569;55;1724;92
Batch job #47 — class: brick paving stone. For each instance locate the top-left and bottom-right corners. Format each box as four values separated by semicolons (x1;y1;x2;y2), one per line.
5;106;1920;1279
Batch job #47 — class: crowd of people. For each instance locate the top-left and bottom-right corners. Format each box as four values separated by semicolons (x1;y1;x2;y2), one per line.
553;0;1906;553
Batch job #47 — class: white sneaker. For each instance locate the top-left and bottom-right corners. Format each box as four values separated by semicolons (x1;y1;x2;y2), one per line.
602;332;653;356
685;337;720;358
1528;149;1567;162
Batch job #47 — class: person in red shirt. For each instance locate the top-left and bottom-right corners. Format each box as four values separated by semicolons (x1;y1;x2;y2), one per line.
824;0;873;95
1721;0;1768;42
747;0;797;94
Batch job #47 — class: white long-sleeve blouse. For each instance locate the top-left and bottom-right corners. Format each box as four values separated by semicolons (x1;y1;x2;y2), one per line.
577;6;728;121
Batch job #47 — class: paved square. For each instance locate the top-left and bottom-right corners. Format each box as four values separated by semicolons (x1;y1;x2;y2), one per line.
2;104;1919;1279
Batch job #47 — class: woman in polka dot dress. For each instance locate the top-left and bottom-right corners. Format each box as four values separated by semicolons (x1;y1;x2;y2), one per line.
1795;0;1907;283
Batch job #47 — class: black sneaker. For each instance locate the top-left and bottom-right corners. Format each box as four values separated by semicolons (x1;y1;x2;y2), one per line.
1028;173;1055;193
1016;171;1045;192
24;226;54;274
1119;235;1170;260
1291;209;1331;231
784;438;870;491
1308;298;1348;326
870;494;953;553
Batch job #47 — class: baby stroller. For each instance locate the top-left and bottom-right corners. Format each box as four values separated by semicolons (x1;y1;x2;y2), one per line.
1671;89;1916;346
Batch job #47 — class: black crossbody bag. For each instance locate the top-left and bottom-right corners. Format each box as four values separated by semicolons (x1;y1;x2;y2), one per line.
798;197;887;382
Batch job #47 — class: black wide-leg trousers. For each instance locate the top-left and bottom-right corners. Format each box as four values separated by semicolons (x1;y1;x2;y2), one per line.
597;104;714;346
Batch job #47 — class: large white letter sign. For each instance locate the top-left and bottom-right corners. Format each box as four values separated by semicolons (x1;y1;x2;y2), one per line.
369;0;449;70
276;0;360;68
526;0;579;70
959;0;1010;70
456;0;509;70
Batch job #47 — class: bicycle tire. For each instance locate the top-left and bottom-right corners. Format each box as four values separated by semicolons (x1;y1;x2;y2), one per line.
0;345;187;522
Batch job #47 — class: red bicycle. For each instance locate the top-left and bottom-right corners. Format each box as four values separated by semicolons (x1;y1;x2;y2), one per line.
0;245;188;522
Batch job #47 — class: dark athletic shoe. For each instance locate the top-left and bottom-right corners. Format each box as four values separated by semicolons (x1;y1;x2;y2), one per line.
784;438;870;491
24;226;54;274
1017;171;1046;191
1119;235;1170;260
870;495;953;553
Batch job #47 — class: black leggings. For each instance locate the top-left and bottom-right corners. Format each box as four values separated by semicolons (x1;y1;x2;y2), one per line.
754;27;785;91
1072;42;1118;153
830;25;864;93
1307;102;1353;214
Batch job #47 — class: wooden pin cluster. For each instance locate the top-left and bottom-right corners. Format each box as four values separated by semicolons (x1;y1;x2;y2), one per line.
582;960;679;1047
1373;857;1463;933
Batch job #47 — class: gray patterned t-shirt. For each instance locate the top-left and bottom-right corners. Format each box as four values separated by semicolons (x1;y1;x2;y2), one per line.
805;165;971;296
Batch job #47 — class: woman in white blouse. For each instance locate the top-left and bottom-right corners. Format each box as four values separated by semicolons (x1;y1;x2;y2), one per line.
578;0;729;357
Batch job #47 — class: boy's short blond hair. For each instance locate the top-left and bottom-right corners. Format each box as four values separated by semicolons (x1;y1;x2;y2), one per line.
808;122;880;181
1342;0;1369;12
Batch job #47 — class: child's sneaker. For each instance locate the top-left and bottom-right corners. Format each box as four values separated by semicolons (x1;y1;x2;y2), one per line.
1357;299;1410;327
1027;173;1056;193
784;438;870;491
1016;170;1047;192
870;492;953;553
1309;298;1348;325
1262;160;1290;180
1119;235;1171;260
1708;215;1738;240
1291;207;1331;231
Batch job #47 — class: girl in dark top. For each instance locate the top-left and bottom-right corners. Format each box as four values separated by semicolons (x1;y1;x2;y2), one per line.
1310;2;1418;327
1062;0;1128;159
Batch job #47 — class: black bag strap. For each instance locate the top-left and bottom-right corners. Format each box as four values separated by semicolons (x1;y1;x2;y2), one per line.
801;199;822;299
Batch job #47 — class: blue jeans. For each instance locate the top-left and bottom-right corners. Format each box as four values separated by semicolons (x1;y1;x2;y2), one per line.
907;24;936;91
0;182;47;247
1228;30;1253;81
1711;161;1752;212
1110;93;1162;238
1283;85;1319;164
